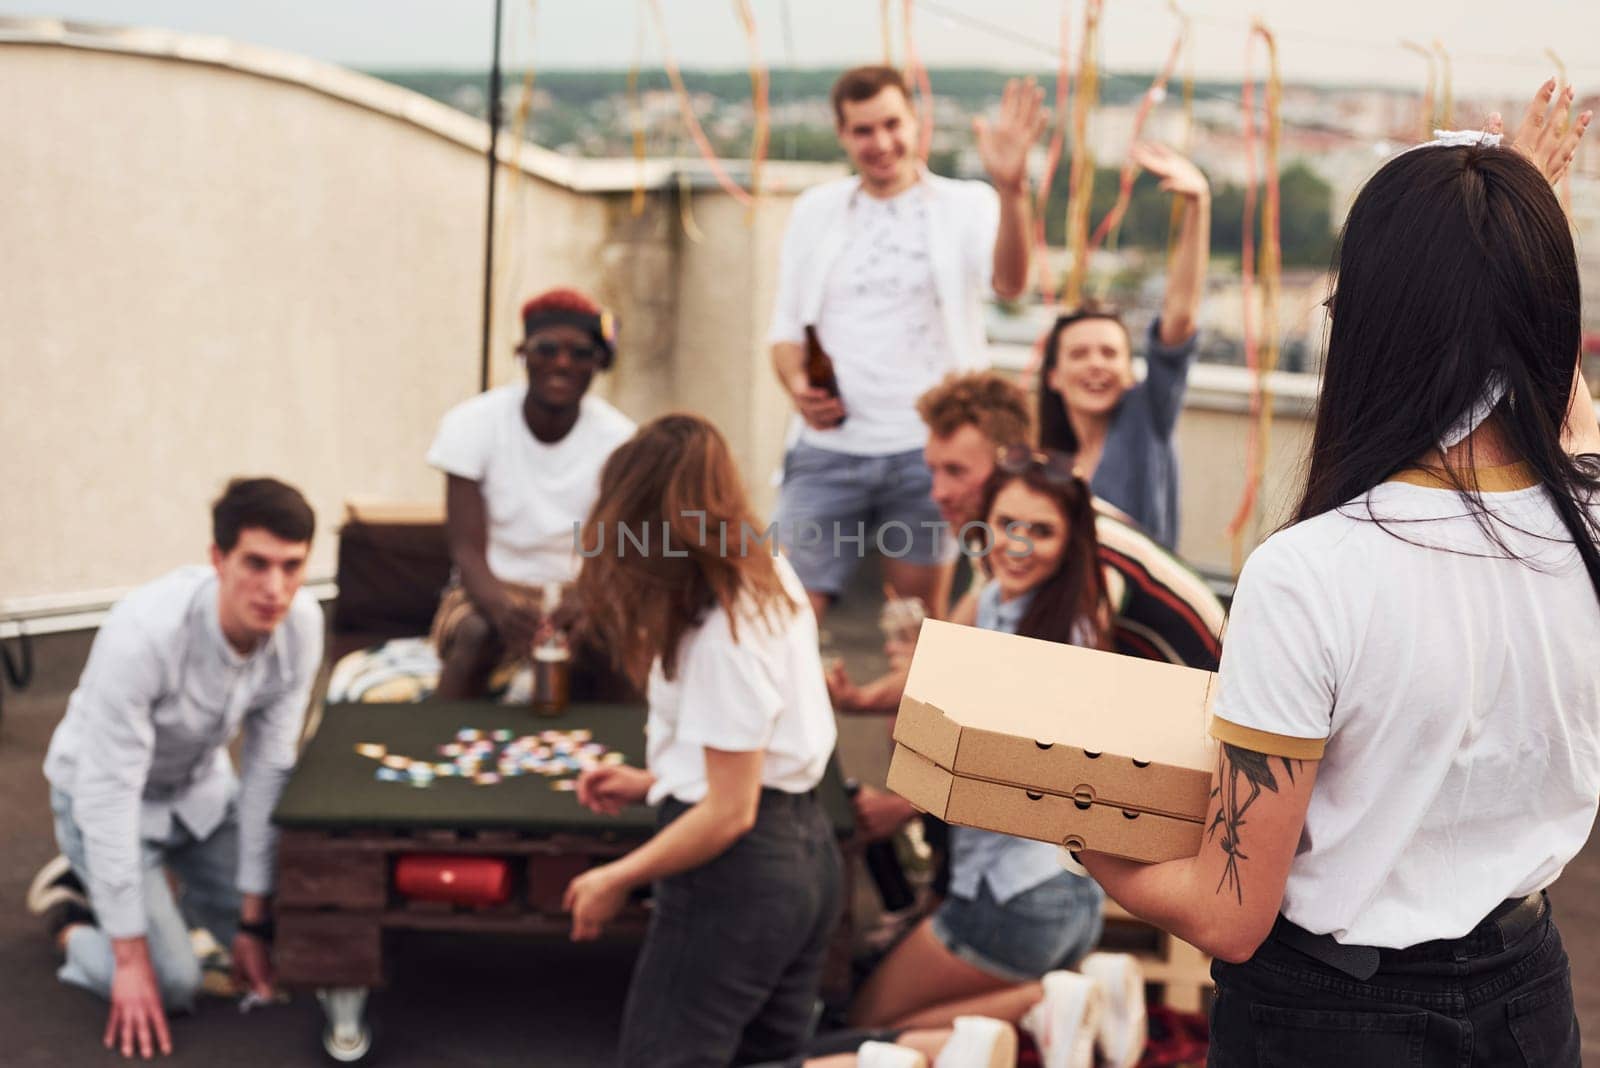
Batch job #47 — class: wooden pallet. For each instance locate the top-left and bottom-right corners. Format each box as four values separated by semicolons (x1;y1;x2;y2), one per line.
1100;900;1213;1012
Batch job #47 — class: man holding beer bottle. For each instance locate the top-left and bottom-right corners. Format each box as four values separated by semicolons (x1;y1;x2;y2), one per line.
768;67;1045;622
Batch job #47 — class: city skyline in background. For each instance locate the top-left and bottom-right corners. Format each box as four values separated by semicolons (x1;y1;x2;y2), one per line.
4;0;1600;96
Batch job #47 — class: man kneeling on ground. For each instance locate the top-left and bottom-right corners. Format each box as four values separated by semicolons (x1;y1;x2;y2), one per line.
28;478;322;1059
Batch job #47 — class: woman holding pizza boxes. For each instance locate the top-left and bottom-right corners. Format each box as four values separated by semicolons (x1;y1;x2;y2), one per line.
561;414;843;1068
1079;83;1600;1066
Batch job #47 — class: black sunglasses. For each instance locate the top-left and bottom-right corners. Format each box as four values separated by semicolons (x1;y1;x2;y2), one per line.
517;339;604;364
995;444;1079;486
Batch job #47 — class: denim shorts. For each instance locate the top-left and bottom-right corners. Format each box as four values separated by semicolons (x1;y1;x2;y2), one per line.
929;872;1105;982
771;440;954;595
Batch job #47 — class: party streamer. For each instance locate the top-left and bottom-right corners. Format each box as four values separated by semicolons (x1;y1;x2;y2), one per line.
495;1;542;339
1401;40;1437;142
902;0;935;163
677;166;707;243
733;0;770;205
1085;25;1185;259
1434;39;1454;128
1225;21;1282;574
1034;0;1074;303
647;0;754;206
628;6;647;216
1062;0;1103;308
1166;4;1194;264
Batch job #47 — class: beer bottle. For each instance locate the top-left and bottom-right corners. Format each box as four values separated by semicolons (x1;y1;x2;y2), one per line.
803;325;845;426
843;779;917;912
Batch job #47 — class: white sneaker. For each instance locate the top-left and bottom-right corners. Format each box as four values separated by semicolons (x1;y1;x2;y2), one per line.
857;1040;929;1068
1021;971;1103;1068
26;855;88;915
932;1016;1016;1068
1080;952;1147;1068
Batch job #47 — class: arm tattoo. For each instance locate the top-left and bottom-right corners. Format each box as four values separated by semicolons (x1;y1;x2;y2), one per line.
1206;743;1302;905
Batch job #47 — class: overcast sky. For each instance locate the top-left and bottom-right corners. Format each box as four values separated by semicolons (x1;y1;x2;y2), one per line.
5;1;1599;96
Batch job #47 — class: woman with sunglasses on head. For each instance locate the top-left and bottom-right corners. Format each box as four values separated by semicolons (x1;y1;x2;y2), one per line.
427;287;635;699
1078;85;1598;1066
562;414;843;1068
1037;144;1211;549
849;445;1110;1037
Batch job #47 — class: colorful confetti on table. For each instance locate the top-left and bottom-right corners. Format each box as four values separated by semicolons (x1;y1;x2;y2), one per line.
354;728;625;789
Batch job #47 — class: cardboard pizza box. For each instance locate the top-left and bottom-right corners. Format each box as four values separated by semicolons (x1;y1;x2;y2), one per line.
886;746;1204;863
891;620;1217;822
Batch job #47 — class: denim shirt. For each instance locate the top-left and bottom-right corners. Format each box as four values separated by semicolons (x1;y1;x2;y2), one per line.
1088;318;1199;550
947;584;1096;905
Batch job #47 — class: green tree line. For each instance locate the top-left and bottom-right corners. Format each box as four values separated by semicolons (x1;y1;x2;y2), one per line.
1039;161;1336;268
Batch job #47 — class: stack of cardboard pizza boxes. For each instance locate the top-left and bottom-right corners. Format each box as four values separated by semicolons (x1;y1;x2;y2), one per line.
887;620;1217;862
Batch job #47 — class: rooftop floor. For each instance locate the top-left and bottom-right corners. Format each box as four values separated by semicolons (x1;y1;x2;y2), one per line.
3;568;1598;1064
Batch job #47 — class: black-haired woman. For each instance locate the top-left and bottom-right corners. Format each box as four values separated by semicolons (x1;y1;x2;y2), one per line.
1079;83;1599;1067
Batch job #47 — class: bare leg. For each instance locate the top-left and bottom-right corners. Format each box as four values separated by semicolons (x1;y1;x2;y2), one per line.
880;559;954;621
804;1029;954;1067
433;612;500;699
889;982;1044;1030
849;918;1011;1028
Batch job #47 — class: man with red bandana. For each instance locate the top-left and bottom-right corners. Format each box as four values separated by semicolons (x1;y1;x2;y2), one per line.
427;287;636;699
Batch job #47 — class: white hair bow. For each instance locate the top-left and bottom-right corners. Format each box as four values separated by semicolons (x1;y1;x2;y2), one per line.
1427;128;1503;149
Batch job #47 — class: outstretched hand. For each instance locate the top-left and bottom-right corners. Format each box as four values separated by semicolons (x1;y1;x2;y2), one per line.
1131;142;1209;201
974;77;1048;195
1486;78;1592;185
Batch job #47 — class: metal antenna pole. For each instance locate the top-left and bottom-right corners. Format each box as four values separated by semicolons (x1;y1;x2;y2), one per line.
480;0;506;392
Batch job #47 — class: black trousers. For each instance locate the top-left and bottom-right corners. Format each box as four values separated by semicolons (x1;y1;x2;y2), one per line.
1208;895;1580;1067
616;790;844;1068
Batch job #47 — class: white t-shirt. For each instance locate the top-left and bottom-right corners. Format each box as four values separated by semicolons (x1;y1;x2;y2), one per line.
806;185;958;456
644;556;838;806
1211;465;1600;947
426;386;636;586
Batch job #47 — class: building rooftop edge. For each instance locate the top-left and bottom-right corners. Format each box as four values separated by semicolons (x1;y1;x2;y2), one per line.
0;15;847;195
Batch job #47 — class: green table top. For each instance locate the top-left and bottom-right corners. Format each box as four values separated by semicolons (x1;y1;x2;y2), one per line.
274;701;855;838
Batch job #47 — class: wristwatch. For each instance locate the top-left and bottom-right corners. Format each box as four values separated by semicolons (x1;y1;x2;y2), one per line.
237;917;276;944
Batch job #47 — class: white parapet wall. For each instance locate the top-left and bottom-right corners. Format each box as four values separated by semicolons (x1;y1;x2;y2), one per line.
0;18;836;618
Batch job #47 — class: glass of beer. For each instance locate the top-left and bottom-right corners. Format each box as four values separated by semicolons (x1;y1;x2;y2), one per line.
532;582;572;715
878;595;927;647
532;632;571;716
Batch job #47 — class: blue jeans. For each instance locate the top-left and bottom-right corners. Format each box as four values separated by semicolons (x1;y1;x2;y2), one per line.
930;873;1105;982
49;787;241;1013
772;441;951;596
1208;896;1580;1067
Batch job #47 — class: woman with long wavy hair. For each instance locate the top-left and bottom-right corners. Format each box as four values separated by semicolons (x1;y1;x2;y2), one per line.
562;414;842;1068
1078;84;1599;1066
850;446;1112;1039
